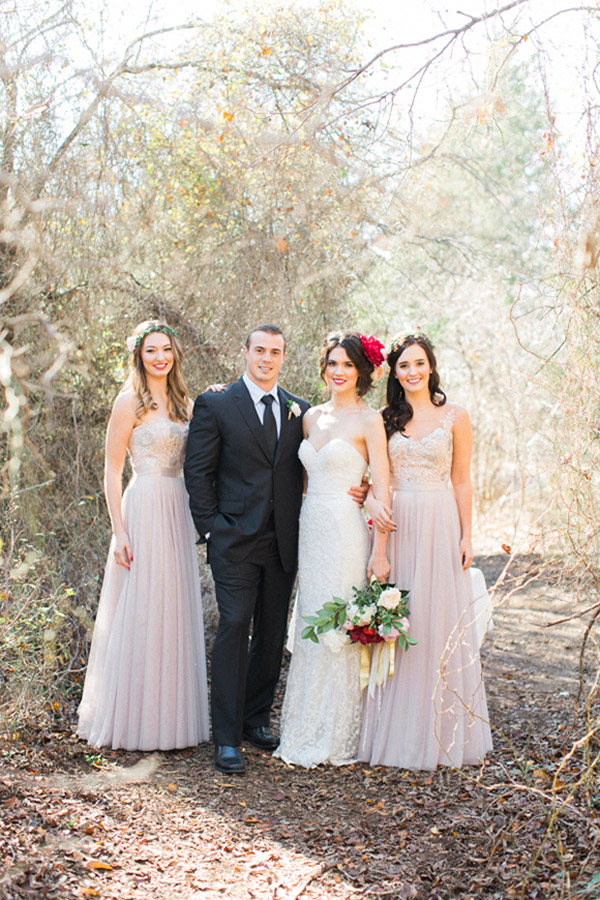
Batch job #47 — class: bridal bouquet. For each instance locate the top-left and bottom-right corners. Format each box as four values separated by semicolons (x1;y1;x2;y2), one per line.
301;580;415;653
301;581;415;694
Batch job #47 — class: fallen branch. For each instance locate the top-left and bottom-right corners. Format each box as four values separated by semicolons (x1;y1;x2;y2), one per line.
287;860;338;900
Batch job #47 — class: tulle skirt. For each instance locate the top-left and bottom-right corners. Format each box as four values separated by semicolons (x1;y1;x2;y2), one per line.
77;472;210;751
359;483;492;769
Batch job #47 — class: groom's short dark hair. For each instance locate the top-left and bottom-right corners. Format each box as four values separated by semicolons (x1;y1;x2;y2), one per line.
245;324;287;351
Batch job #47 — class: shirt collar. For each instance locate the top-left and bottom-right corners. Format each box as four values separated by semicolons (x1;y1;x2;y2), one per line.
242;372;279;405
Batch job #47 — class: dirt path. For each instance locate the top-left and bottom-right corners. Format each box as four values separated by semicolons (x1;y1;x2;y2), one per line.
1;555;599;900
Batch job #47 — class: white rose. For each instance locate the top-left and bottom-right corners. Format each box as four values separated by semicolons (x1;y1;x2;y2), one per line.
378;588;402;610
319;628;351;654
346;603;360;624
357;604;377;626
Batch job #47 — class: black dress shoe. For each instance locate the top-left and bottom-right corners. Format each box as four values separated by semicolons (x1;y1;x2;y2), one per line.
214;745;245;773
243;725;279;751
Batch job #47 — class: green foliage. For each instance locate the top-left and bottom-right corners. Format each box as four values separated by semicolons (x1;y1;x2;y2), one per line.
301;581;415;651
0;529;94;732
301;597;348;642
0;0;385;721
352;59;559;518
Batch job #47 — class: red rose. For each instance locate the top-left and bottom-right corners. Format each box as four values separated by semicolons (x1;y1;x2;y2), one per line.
359;334;386;367
349;626;384;644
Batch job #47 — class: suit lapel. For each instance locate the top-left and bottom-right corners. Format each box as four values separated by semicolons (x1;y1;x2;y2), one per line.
274;387;292;465
232;378;272;464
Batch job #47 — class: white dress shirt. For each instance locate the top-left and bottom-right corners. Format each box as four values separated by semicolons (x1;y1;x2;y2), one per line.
242;373;281;436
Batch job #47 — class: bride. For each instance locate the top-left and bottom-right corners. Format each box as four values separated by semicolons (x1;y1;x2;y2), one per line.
274;330;390;767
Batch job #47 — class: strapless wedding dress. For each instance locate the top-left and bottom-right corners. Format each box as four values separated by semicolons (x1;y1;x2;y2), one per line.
274;438;369;767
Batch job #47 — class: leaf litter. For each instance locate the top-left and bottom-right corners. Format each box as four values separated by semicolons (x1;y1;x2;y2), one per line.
1;554;599;900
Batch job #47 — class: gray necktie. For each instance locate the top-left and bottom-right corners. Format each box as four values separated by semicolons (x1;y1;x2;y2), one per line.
261;394;278;459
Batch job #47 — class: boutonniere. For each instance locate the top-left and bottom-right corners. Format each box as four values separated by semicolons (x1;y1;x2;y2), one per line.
287;399;302;420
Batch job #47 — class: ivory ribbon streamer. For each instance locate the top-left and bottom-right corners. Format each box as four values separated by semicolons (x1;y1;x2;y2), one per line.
375;643;386;685
360;644;371;691
360;641;397;696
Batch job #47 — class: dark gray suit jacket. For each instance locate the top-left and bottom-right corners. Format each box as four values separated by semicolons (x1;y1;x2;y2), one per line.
184;378;310;573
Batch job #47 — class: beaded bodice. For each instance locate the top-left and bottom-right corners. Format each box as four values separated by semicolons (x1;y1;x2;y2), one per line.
129;418;188;475
388;407;455;487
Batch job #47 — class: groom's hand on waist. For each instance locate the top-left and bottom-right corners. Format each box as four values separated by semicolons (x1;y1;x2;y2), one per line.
348;475;369;507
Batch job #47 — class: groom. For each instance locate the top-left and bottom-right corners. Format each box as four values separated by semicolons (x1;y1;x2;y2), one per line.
184;324;310;773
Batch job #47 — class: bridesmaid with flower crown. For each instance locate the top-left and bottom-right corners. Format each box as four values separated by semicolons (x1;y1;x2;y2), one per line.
77;321;209;751
360;333;492;770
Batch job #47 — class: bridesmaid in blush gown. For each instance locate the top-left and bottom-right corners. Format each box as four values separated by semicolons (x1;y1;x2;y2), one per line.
77;321;209;751
274;331;390;768
359;334;492;770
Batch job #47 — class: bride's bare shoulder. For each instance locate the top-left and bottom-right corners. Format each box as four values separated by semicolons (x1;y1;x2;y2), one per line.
360;402;384;424
303;404;326;423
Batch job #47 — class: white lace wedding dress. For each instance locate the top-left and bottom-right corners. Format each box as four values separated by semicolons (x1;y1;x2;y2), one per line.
274;438;369;767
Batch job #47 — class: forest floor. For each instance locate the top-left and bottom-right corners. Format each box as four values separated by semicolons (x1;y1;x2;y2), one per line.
1;554;599;900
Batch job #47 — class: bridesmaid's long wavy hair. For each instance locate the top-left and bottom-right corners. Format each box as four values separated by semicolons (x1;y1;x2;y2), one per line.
124;320;189;423
319;330;376;398
383;333;446;438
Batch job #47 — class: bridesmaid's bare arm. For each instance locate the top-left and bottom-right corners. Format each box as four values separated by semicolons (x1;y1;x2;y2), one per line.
450;405;473;570
104;391;137;569
364;410;391;582
365;488;395;532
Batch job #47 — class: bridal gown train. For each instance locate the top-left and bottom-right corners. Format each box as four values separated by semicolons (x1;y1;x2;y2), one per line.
274;438;369;767
77;418;210;751
359;407;492;769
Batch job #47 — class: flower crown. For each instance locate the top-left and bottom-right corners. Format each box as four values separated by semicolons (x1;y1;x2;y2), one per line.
359;334;387;367
126;324;178;353
388;332;435;355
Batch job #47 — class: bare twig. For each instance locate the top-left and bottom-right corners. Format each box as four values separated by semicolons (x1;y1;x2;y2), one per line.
286;861;338;900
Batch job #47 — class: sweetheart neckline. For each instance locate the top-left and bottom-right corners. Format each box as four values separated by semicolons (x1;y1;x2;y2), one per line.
133;417;188;432
301;437;368;464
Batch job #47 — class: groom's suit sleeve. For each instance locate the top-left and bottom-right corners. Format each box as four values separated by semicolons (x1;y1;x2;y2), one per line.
184;393;221;542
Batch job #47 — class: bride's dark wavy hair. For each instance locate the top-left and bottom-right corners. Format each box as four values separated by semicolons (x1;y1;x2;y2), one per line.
383;333;446;438
319;330;376;398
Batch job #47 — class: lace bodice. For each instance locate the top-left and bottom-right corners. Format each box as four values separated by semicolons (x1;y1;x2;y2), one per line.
129;418;188;476
388;407;456;487
276;437;369;767
299;438;368;494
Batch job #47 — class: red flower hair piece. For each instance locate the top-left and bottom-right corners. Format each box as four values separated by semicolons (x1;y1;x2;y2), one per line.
359;334;386;367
